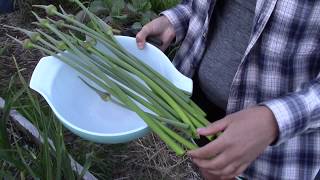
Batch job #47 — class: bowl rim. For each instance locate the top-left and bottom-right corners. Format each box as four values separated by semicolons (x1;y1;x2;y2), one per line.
31;35;178;138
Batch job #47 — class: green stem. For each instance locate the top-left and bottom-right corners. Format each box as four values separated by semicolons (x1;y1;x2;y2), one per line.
109;98;190;130
49;20;203;119
89;57;180;121
156;121;198;150
88;46;198;135
32;43;186;156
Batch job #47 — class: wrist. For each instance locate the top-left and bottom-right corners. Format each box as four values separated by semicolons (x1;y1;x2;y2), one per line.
259;106;279;144
160;16;176;37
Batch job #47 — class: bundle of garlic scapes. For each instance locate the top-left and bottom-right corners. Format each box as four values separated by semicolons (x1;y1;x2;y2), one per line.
7;0;213;156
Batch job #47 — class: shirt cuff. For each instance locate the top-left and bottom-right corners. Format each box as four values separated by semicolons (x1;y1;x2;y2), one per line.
262;85;320;145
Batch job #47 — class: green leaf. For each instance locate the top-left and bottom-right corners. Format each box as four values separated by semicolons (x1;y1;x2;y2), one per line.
141;1;152;12
126;3;137;13
78;152;94;179
110;0;125;16
0;46;6;55
0;170;15;180
102;0;113;10
130;0;139;9
15;139;39;179
112;15;128;20
131;0;152;12
89;0;108;14
0;149;24;171
150;0;181;13
131;22;142;30
0;86;26;150
140;11;156;25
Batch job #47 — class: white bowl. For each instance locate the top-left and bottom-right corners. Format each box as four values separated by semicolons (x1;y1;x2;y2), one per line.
30;36;193;143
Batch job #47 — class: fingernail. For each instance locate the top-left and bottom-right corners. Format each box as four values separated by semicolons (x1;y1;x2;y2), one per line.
138;43;143;49
197;128;205;133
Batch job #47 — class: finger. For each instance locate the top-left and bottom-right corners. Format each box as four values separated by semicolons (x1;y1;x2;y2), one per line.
221;163;248;180
159;29;175;51
220;176;236;180
188;137;225;159
192;158;217;170
200;168;224;180
219;164;238;177
199;168;217;180
193;148;239;171
136;26;151;49
192;153;231;171
233;163;249;178
159;36;171;51
220;174;236;180
197;118;230;136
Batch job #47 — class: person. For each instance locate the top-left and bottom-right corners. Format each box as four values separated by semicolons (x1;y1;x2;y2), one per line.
135;0;320;179
0;0;14;13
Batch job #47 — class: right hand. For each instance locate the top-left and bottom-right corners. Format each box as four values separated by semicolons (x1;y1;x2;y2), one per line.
136;16;176;51
199;168;234;180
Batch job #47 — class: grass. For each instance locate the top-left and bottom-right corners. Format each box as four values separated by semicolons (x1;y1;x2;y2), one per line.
0;43;8;56
0;65;82;179
0;71;201;179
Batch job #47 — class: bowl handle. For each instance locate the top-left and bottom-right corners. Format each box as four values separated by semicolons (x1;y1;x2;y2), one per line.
29;57;62;98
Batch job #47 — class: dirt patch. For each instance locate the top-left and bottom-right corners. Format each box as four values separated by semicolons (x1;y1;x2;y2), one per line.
67;133;201;179
0;11;42;92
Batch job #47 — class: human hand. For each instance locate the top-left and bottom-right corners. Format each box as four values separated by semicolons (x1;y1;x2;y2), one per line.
188;106;279;179
136;16;176;51
199;168;229;180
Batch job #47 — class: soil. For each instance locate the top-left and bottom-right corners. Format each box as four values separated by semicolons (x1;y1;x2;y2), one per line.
0;11;42;92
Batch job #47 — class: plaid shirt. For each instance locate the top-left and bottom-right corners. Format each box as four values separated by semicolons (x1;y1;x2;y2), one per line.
162;0;320;179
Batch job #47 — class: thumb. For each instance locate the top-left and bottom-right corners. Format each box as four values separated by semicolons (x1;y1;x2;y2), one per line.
136;26;150;49
197;118;230;136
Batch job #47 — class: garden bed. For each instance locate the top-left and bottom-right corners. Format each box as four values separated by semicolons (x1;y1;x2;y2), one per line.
0;1;201;179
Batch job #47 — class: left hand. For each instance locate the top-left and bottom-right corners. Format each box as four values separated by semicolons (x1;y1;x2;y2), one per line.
188;106;279;179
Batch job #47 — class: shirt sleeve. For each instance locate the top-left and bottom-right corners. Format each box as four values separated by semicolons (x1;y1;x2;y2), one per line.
262;79;320;145
160;0;193;43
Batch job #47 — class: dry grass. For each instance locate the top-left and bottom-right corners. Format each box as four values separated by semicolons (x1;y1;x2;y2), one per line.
115;134;200;179
0;10;202;180
66;133;202;179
